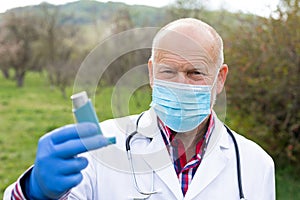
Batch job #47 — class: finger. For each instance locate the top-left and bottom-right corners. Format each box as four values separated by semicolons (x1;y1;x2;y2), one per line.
54;135;110;158
50;123;99;144
57;157;89;175
60;173;84;192
46;173;84;198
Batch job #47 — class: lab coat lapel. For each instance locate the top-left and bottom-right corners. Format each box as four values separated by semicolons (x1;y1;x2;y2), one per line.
184;116;231;200
138;108;184;200
136;110;231;200
142;134;184;200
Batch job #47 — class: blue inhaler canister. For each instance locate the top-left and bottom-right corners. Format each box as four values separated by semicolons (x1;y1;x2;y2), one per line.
71;91;116;143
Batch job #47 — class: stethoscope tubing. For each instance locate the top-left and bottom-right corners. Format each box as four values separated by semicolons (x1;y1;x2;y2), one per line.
225;125;246;200
126;113;246;200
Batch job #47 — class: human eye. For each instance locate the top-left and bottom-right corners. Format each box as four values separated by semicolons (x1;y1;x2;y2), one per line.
190;70;205;75
160;68;177;79
162;69;176;74
187;70;206;79
156;65;177;79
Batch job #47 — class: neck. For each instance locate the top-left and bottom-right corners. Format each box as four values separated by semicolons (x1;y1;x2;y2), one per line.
174;116;210;161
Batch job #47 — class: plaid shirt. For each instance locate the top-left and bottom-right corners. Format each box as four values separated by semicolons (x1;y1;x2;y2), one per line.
158;115;215;196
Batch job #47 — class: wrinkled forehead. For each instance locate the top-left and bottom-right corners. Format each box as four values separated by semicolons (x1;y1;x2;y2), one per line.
152;26;218;67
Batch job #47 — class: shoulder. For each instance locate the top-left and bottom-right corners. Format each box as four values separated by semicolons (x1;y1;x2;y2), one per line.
229;129;276;197
232;129;274;168
213;113;274;168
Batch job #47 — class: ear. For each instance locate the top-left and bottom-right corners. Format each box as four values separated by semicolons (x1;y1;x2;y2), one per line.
148;59;154;88
216;64;228;94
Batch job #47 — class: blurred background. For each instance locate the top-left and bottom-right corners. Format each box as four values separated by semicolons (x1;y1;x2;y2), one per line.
0;0;299;199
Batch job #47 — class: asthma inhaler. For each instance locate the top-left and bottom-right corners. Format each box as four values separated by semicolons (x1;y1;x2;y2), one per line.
71;91;116;143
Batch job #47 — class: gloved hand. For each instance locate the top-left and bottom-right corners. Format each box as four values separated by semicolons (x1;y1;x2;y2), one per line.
26;122;110;199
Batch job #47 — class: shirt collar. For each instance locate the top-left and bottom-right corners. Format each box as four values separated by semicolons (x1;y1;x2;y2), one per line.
158;114;215;153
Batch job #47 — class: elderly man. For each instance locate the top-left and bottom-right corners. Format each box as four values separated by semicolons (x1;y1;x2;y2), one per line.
4;18;275;200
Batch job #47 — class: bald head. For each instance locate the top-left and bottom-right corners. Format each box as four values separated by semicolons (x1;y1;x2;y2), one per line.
151;18;224;69
148;18;228;114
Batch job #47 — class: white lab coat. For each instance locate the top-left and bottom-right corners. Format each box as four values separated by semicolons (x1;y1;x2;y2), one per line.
67;108;275;200
3;109;275;200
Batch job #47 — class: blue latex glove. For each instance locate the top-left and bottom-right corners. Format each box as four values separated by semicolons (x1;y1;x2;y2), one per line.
27;123;110;199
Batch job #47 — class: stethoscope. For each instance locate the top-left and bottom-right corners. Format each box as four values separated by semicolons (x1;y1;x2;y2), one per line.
125;112;246;200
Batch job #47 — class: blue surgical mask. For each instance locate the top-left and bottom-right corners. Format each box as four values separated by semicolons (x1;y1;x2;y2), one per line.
150;78;216;132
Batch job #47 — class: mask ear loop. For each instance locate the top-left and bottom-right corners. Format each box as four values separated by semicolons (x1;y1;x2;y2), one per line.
151;57;157;82
209;66;222;111
210;66;221;89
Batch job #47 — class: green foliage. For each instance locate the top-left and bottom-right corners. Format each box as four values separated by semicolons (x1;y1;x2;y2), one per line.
224;0;300;170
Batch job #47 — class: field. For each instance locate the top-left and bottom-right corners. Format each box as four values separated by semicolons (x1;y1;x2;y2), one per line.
1;72;299;199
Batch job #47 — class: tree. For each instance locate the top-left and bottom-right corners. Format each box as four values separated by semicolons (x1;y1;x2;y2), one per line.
101;8;136;86
225;0;300;167
38;3;60;87
0;11;39;87
37;3;83;97
0;32;11;79
0;27;11;79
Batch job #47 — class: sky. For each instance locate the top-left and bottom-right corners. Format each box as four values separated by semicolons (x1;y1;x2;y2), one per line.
0;0;280;17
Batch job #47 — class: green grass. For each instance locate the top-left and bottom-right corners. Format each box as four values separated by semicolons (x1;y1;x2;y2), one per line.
0;72;74;195
1;72;299;199
0;71;151;198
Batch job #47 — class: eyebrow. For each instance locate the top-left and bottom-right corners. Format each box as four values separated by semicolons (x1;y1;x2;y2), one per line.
154;62;210;72
154;63;177;70
189;65;207;70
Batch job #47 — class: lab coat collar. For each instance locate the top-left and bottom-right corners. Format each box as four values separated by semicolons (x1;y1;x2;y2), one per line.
137;109;230;153
205;111;230;153
184;113;231;200
138;108;184;199
138;109;231;200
